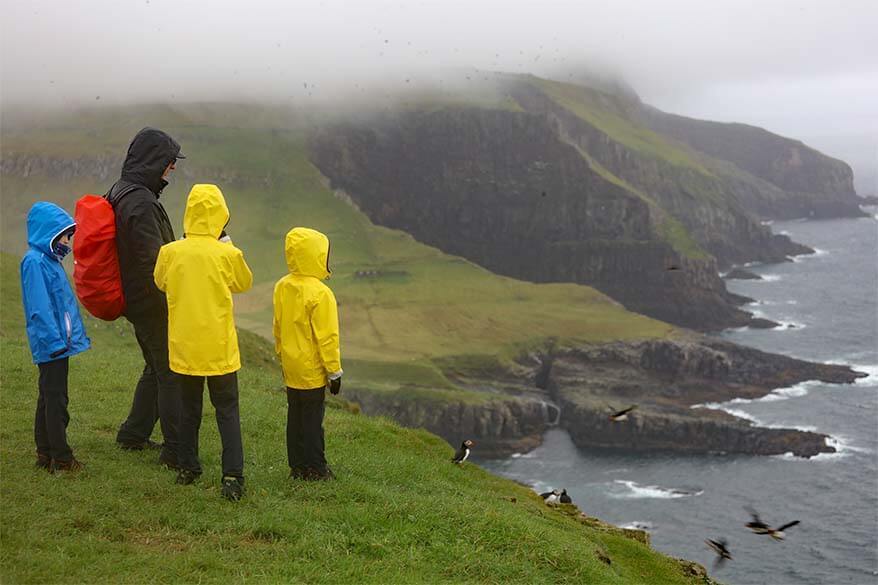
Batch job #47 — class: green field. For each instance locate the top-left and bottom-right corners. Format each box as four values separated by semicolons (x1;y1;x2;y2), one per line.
0;254;708;584
1;104;674;400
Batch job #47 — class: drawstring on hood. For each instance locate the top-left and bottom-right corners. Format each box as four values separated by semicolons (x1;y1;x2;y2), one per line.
284;227;331;280
120;127;184;197
26;202;76;262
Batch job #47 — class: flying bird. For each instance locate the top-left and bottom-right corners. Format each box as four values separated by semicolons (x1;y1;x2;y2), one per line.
607;404;638;422
451;440;474;464
705;538;732;570
745;507;800;540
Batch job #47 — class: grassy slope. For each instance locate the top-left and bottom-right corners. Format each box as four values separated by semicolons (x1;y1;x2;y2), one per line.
1;105;673;399
0;254;704;584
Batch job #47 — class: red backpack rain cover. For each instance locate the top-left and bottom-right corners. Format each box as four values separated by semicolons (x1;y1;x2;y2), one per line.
73;195;125;320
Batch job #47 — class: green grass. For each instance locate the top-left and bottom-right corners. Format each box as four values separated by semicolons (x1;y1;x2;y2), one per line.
1;110;674;395
0;253;706;584
529;78;712;175
576;148;708;260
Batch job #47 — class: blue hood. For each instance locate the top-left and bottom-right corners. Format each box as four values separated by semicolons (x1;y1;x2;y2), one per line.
27;202;75;260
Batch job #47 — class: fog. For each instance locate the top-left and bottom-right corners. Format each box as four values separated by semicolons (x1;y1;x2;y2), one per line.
2;0;876;190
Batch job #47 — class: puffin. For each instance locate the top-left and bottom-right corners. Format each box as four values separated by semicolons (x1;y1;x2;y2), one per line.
559;489;573;504
705;538;732;569
540;489;561;505
451;440;474;464
745;507;800;540
607;404;638;422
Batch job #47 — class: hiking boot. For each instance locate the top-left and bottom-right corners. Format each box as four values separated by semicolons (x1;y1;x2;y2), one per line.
35;452;52;471
289;467;307;480
51;458;84;473
175;469;200;485
221;476;245;501
304;466;335;481
118;439;162;451
158;450;179;470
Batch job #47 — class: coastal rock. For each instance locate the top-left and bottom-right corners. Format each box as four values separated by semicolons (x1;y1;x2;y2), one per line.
724;267;762;280
342;388;552;457
433;337;865;457
639;106;867;220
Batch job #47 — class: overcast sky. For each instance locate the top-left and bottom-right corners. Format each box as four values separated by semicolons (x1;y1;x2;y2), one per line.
2;0;876;189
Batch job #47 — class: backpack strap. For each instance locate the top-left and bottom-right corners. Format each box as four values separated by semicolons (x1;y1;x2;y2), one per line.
104;183;142;208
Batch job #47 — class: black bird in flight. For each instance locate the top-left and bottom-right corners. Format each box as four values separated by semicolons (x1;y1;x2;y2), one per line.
705;538;732;570
745;507;801;540
607;404;638;422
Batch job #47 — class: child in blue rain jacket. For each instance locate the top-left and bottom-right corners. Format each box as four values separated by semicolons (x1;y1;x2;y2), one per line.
20;202;91;472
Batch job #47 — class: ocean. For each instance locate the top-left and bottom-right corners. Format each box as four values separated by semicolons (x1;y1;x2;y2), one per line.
477;213;878;585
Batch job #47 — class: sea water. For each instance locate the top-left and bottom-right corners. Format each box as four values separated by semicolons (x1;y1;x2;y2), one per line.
477;213;878;585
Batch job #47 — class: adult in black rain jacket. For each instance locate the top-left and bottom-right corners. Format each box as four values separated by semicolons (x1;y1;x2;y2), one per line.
107;127;185;468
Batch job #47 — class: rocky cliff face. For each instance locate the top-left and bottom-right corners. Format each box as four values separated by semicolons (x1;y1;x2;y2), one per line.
639;107;866;219
542;339;862;457
507;81;813;266
342;388;553;457
309;109;755;330
402;337;865;458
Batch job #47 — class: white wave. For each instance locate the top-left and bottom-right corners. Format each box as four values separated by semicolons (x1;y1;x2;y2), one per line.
692;401;820;431
619;521;653;531
772;320;806;331
609;480;703;500
812;247;829;256
761;299;799;306
778;229;790;235
825;434;872;454
755;381;819;402
852;364;878;386
760;274;782;282
691;402;762;424
824;360;878;386
761;220;774;226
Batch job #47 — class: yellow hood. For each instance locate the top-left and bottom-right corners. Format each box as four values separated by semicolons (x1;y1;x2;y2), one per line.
285;227;331;280
183;184;229;238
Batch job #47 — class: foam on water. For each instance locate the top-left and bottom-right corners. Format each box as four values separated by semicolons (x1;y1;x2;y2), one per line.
609;480;703;499
619;521;653;531
760;274;782;282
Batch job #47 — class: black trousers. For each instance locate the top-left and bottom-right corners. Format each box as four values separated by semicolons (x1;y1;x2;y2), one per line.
35;357;73;462
178;372;244;479
115;305;180;460
286;388;327;472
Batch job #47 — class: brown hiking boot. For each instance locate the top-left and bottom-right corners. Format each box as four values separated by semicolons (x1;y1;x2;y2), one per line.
51;458;84;473
35;452;52;471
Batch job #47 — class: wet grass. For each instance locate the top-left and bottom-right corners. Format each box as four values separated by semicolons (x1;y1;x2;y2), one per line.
1;254;704;584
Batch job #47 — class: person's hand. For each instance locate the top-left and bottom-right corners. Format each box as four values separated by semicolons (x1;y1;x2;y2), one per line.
329;377;341;395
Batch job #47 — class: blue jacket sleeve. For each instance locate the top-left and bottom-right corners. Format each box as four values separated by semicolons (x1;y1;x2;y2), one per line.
21;258;67;356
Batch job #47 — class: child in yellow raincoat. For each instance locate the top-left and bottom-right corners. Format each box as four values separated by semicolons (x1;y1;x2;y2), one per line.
273;227;342;480
154;184;253;500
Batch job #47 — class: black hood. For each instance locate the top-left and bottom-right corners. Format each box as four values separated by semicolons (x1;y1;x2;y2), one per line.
120;127;183;196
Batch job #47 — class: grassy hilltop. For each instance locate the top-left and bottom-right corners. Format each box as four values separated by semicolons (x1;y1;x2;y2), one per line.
0;254;708;584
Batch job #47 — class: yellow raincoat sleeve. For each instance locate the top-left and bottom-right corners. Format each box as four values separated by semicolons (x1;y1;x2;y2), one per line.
153;245;169;292
226;248;253;294
311;287;342;377
272;281;283;357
